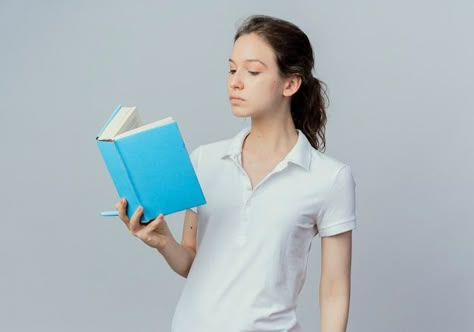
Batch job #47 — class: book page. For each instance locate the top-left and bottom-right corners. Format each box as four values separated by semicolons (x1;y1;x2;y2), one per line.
98;107;142;140
115;116;174;140
116;109;143;136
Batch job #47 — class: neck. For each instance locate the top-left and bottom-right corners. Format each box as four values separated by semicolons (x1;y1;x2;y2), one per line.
244;108;298;158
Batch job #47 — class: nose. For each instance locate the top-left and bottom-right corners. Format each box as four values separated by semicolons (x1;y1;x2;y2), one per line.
228;70;243;90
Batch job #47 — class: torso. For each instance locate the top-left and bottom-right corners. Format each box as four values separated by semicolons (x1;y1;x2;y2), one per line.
171;128;357;332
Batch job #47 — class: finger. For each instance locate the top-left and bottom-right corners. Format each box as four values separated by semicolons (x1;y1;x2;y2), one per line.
129;206;144;235
146;214;165;231
117;198;130;228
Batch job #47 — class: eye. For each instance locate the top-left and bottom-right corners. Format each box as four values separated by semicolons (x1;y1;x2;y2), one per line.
249;71;260;76
228;69;236;74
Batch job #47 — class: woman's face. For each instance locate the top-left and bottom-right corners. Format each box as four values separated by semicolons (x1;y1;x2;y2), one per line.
227;33;288;118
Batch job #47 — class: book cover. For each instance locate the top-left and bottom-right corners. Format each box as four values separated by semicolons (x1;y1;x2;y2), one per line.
96;105;206;223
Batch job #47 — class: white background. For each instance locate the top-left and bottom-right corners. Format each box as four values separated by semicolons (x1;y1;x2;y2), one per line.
1;1;473;331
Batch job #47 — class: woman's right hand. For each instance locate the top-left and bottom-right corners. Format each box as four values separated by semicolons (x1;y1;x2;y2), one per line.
115;198;174;251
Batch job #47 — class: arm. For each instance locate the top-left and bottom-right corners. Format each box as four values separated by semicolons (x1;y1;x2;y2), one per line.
319;230;352;332
157;209;198;278
116;198;199;279
159;145;202;278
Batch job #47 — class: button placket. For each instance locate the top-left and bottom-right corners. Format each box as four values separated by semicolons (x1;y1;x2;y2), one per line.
232;163;248;245
237;174;254;245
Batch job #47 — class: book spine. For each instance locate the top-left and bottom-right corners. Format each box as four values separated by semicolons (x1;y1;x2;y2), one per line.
96;140;141;220
113;143;142;218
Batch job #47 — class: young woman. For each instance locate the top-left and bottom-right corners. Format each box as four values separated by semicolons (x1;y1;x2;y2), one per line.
116;15;356;332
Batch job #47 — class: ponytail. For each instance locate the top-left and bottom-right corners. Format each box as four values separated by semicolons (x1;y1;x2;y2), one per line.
291;76;328;151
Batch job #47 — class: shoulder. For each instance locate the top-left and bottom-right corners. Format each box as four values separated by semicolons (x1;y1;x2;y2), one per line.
306;149;355;192
188;135;238;172
190;126;249;158
310;149;351;175
190;137;232;159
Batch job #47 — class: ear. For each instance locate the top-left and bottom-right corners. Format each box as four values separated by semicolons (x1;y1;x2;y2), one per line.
282;75;302;97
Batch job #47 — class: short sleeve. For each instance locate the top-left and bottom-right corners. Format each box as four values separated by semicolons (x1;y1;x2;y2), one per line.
188;146;202;213
317;165;357;237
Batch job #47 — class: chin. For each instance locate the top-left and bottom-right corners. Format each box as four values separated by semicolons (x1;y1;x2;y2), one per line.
230;106;254;118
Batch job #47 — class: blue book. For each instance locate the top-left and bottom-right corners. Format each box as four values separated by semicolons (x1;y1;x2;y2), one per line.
96;105;206;223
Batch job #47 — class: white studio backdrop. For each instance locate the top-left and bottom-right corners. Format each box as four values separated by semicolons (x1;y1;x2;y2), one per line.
1;1;473;331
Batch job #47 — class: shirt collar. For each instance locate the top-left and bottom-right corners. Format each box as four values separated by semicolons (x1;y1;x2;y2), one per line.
221;127;312;171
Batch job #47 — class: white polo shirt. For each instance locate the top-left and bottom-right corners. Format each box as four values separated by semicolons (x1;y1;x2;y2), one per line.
171;127;357;332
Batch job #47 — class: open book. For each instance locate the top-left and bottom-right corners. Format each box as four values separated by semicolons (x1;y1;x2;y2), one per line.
97;106;174;141
96;105;206;223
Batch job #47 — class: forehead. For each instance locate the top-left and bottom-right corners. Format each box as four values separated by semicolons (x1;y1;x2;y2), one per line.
230;33;276;65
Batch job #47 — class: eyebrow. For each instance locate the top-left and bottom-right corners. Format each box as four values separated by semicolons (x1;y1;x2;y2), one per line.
228;58;267;67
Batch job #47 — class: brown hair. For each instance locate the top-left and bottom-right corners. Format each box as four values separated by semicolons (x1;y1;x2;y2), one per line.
234;15;328;151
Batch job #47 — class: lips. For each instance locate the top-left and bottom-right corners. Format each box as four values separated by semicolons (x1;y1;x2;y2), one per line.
229;95;245;101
